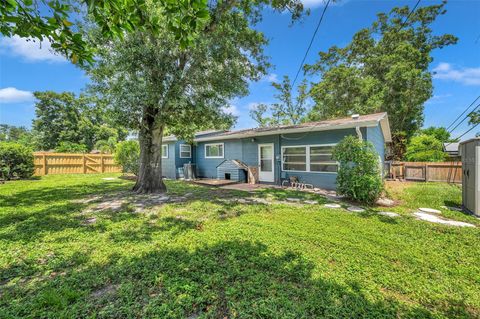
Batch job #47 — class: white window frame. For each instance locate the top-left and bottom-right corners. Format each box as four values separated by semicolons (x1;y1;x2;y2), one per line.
162;144;169;158
204;143;224;159
281;144;338;174
179;144;192;158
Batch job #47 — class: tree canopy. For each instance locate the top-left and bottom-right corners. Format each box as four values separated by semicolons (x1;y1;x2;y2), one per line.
404;134;446;162
305;1;457;159
87;0;306;193
250;75;309;127
1;0;210;64
32;91;127;151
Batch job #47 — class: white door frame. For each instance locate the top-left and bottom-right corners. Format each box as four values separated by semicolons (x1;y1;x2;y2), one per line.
258;143;275;182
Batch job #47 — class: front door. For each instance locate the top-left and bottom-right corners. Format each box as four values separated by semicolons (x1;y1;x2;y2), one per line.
258;143;274;182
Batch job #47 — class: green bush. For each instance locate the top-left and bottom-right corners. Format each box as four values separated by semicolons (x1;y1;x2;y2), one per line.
114;140;140;175
333;136;383;204
0;142;35;180
405;134;447;162
55;141;88;153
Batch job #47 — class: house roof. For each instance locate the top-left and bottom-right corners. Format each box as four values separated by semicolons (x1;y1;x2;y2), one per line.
164;112;391;143
443;142;460;155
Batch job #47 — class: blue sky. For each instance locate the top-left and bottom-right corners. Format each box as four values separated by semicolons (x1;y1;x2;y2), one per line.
0;0;479;140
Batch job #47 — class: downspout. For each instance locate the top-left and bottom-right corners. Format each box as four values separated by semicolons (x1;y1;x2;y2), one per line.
351;114;363;140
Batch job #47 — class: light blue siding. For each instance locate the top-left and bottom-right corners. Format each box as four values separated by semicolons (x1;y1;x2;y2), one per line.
280;128;358;190
365;126;385;162
195;139;243;178
161;123;386;191
161;142;177;179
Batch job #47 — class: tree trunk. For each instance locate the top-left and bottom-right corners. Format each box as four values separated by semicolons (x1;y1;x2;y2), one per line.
133;109;167;194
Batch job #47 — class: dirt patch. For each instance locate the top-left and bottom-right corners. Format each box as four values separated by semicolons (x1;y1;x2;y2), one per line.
91;284;119;298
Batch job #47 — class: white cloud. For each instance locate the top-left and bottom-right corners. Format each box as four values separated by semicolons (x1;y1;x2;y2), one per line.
0;35;66;63
425;93;452;105
248;102;270;111
222;105;240;116
0;87;34;103
433;63;480;86
301;0;348;8
264;73;278;83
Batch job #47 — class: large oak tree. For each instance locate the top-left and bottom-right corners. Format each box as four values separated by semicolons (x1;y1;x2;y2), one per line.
88;0;306;193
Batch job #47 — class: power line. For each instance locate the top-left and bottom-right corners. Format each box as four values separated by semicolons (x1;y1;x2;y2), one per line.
446;95;480;131
291;0;331;87
397;0;421;31
448;101;480;134
446;123;480;146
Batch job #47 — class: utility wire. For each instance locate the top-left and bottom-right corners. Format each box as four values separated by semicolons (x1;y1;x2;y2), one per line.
448;102;480;134
446;123;480;147
397;0;421;30
446;95;480;131
291;0;331;87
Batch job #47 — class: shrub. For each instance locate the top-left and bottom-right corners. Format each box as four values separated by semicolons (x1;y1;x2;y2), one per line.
114;140;140;175
55;141;88;153
405;134;446;162
0;142;35;180
333;136;383;204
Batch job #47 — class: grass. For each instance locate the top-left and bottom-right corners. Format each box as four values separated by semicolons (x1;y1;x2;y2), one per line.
0;174;479;318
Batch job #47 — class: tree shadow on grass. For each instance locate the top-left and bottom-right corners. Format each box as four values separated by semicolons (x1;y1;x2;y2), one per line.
1;240;464;319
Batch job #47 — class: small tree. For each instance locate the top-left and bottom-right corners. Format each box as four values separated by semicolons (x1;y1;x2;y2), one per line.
250;76;309;127
0;142;34;180
333;136;383;204
405;134;446;162
114;141;140;176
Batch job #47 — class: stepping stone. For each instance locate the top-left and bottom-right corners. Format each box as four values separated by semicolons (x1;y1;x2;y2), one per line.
324;203;341;208
286;198;301;202
440;205;463;212
413;212;475;227
347;206;365;212
102;177;116;180
376;198;395;207
304;200;318;205
419;207;441;214
378;211;400;218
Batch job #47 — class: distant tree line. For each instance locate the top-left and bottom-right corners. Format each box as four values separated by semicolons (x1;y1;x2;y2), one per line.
1;91;128;153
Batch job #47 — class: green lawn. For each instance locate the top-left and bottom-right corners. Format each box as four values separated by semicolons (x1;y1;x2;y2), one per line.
0;174;479;318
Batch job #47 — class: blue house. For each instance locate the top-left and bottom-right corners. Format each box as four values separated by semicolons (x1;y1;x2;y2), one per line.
161;112;391;190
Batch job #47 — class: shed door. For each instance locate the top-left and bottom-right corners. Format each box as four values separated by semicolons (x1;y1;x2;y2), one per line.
258;144;274;182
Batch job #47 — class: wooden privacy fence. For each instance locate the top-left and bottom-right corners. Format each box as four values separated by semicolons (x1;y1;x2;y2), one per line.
33;152;122;176
389;161;462;183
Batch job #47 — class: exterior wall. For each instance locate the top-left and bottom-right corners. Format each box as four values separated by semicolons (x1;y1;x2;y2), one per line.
195;139;243;178
241;135;281;184
161;142;177;179
365;126;385;164
167;124;386;190
279;128;358;190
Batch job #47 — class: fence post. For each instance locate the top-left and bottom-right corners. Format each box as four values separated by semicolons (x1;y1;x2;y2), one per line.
425;163;429;182
83;154;87;174
101;154;104;173
42;153;47;175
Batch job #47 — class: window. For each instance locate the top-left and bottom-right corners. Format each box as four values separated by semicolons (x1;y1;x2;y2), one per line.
282;146;307;171
309;145;337;172
282;144;337;173
205;143;224;158
162;144;168;158
180;144;191;158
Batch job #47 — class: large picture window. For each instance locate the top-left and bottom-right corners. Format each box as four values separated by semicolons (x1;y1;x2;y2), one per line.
162;144;169;158
205;143;224;158
282;147;307;171
180;144;191;158
282;144;337;173
310;145;337;172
